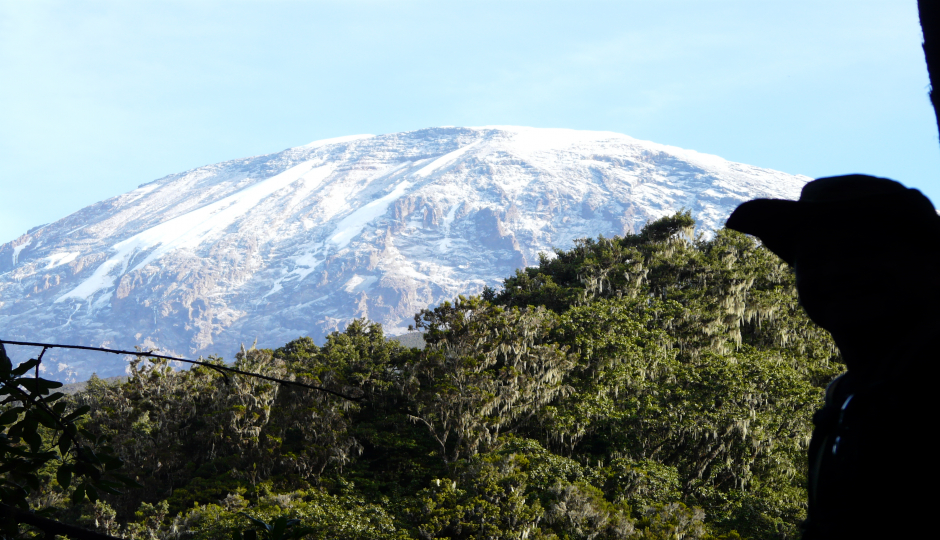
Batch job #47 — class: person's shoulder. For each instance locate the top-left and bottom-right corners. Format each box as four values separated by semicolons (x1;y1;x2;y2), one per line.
824;372;853;407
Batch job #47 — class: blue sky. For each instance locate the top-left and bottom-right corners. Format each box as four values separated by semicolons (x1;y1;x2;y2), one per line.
1;1;936;244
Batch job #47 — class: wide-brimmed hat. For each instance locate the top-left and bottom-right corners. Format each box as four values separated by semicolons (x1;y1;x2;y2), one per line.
725;174;940;265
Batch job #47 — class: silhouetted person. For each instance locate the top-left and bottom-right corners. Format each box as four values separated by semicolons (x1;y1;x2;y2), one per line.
727;175;940;539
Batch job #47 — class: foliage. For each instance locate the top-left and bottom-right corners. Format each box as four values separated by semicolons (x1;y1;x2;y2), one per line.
68;321;408;518
234;512;318;540
180;487;408;540
14;213;841;540
406;298;574;464
492;214;839;537
0;343;137;537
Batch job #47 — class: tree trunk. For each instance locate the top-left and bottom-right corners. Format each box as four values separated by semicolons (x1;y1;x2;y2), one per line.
919;0;940;141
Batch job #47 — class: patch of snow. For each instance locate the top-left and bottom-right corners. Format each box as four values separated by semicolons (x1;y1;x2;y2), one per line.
302;134;375;149
343;274;377;293
91;291;111;311
291;248;324;279
329;179;414;247
263;242;326;298
12;240;30;265
61;303;81;327
55;259;123;302
413;141;481;178
442;202;459;229
45;252;79;269
133;183;159;194
478;125;630;156
56;161;332;303
263;281;284;298
437;202;460;252
313;162;409;223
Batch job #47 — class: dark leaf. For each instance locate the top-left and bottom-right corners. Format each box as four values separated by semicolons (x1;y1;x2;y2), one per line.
0;409;19;425
63;406;92;423
35;409;58;429
11;359;39;377
24;473;40;491
272;516;288;538
71;484;85;505
240;512;272;532
57;464;72;489
21;419;42;451
58;435;72;455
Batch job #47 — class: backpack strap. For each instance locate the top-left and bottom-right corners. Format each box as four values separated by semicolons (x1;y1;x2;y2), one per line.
804;372;854;536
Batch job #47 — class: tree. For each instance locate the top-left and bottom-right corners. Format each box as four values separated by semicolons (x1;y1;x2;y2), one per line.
920;0;940;139
405;297;575;464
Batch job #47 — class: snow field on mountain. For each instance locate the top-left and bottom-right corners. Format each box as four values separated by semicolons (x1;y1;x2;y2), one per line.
0;126;808;380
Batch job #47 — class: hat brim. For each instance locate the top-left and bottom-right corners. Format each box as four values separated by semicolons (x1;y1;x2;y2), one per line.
727;179;940;267
726;199;803;265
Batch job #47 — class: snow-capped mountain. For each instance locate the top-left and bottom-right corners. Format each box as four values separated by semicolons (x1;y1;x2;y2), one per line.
0;126;808;380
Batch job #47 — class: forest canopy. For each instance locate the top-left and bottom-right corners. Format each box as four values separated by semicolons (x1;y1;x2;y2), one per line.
3;213;842;539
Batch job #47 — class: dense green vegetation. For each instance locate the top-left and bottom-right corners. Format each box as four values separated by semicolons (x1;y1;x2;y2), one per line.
4;213;842;539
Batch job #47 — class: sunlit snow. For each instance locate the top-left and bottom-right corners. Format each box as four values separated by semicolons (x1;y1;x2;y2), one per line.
329;179;413;248
413;141;481;178
12;240;30;265
303;134;375;149
45;252;79;269
56;161;333;302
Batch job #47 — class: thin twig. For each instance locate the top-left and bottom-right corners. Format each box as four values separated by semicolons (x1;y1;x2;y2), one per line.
0;339;364;402
34;346;48;394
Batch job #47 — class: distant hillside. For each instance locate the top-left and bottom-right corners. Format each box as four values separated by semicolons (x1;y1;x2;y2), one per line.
59;375;126;395
57;333;424;388
388;331;426;349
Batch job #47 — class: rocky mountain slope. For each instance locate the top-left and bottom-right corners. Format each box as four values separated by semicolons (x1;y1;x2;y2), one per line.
0;126;807;380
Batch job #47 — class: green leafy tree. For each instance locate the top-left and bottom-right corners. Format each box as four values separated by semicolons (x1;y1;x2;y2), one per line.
490;214;839;538
412;438;560;540
405;297;575;464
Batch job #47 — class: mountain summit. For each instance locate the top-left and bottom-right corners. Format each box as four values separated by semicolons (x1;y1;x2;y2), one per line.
0;126;807;380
